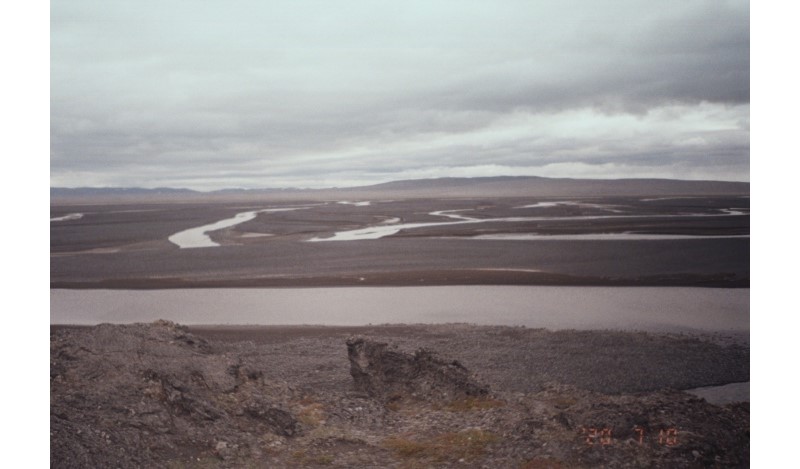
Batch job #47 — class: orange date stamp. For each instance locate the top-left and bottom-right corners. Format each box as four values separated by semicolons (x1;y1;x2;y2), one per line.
579;426;678;446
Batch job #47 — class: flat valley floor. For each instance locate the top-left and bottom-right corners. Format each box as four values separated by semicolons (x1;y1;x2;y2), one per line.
51;195;749;288
50;194;750;467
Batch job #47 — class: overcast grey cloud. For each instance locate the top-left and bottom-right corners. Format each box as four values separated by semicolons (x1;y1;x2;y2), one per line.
51;0;749;190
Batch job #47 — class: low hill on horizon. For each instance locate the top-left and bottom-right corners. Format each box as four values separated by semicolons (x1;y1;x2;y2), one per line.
51;176;749;204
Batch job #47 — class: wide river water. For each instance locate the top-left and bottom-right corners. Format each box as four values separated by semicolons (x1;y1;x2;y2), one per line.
50;286;748;337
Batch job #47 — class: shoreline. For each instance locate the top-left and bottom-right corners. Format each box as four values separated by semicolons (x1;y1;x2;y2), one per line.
50;269;749;289
51;322;750;346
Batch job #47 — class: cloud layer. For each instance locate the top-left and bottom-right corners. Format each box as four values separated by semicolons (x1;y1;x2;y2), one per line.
51;0;749;190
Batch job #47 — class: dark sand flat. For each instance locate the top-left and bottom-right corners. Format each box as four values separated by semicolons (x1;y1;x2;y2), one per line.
51;197;749;289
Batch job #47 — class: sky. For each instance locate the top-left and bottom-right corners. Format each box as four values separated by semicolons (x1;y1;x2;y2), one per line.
51;0;749;190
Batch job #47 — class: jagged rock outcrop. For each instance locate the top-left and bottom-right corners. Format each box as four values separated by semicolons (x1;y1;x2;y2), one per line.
51;322;749;468
346;336;488;402
50;321;301;468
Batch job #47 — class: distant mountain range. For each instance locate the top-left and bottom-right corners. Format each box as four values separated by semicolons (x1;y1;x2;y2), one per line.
51;176;749;203
350;176;749;196
50;187;198;196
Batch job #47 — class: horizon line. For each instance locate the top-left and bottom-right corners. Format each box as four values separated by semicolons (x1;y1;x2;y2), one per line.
50;175;751;194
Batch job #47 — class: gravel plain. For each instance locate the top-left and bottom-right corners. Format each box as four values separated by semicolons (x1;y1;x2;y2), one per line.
51;321;749;468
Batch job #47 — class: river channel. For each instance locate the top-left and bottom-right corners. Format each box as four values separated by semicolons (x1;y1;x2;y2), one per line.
50;286;749;339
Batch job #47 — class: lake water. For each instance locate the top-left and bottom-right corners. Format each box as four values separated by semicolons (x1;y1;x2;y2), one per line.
50;286;749;337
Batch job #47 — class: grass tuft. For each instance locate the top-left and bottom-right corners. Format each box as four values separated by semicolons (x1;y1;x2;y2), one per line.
520;457;569;469
444;396;505;412
297;402;326;427
292;450;334;466
384;428;499;463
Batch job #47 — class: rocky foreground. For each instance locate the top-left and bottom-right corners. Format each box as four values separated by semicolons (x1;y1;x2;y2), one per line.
51;321;749;468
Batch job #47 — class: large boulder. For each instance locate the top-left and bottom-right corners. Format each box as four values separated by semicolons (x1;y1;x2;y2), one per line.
346;337;488;402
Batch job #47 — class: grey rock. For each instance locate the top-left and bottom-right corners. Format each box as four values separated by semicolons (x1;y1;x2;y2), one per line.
243;403;298;436
51;322;749;468
346;336;488;402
